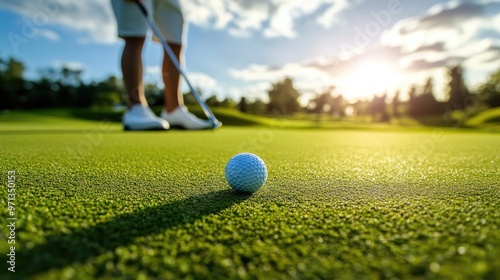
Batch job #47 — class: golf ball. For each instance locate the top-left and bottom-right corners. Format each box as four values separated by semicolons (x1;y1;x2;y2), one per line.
225;153;267;193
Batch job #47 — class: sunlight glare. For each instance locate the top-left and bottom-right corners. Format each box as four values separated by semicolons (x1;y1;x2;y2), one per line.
340;61;401;101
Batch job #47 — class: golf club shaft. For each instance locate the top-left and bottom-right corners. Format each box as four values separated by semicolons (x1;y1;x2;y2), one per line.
135;1;219;126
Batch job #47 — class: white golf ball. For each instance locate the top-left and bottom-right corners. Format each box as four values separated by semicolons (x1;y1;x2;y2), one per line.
225;153;268;193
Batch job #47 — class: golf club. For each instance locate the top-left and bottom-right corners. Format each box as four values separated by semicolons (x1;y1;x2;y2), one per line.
135;0;221;129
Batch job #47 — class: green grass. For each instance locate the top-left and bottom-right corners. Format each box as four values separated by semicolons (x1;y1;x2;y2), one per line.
465;107;500;128
3;106;500;132
0;112;499;279
0;107;304;129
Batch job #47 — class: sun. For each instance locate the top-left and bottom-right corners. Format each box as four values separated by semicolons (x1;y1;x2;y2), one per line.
340;61;401;100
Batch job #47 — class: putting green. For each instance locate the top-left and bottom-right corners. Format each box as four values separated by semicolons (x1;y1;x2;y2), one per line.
0;119;499;279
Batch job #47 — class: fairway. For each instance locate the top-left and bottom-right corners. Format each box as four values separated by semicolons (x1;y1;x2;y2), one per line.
1;123;499;279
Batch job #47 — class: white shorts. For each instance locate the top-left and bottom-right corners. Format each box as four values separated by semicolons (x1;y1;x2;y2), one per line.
111;0;185;44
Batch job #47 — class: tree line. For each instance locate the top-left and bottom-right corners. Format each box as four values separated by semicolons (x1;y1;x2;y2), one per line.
0;57;122;110
238;64;500;120
1;55;499;120
0;56;238;111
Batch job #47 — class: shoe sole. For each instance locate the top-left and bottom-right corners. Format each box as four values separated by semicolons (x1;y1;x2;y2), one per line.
168;125;187;130
168;125;217;130
123;125;169;131
164;122;222;131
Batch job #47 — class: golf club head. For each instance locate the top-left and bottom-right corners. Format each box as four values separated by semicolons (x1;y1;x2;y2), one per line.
211;119;222;130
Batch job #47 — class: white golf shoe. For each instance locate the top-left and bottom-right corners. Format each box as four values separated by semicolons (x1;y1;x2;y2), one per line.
123;104;170;131
160;105;212;130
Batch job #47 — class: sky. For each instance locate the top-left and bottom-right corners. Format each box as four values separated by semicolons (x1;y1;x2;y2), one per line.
1;0;499;104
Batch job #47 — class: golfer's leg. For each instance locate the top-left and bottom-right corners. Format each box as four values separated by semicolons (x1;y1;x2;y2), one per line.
122;37;147;108
153;0;185;113
163;43;183;113
111;0;150;108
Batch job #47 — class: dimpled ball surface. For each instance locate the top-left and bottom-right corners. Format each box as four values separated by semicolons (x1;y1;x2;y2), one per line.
225;153;268;193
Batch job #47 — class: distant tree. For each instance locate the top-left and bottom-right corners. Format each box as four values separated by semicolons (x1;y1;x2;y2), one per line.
36;67;120;108
30;69;59;108
446;65;470;110
59;66;82;87
1;55;125;109
0;56;4;75
143;83;163;107
183;87;205;106
206;95;220;107
419;78;445;115
102;76;120;91
221;97;236;108
0;57;10;109
310;92;332;114
267;77;300;115
92;75;122;108
476;67;500;108
0;57;26;109
308;87;345;117
238;97;248;113
351;100;369;116
0;58;29;109
370;93;389;121
407;85;417;116
72;82;93;108
6;57;25;79
329;95;345;118
48;66;83;107
182;93;197;105
392;90;400;117
247;99;266;114
407;78;445;117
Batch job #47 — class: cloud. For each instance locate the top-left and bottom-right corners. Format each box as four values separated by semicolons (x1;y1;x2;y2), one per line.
187;72;271;102
412;42;445;53
225;1;500;100
381;0;500;76
316;0;349;28
52;60;85;71
144;66;163;84
230;62;335;95
2;0;357;43
0;0;117;44
230;63;327;82
181;0;237;30
188;72;218;89
183;0;356;38
402;57;464;72
263;0;348;38
38;28;59;41
398;2;483;35
227;82;271;101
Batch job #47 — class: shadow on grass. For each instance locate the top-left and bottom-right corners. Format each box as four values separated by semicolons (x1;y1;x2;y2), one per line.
12;189;251;278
